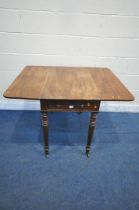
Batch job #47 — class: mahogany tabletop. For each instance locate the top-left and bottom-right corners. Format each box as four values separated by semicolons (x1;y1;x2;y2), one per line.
4;66;134;101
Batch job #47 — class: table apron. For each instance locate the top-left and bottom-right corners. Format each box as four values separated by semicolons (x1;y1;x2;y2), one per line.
40;100;100;112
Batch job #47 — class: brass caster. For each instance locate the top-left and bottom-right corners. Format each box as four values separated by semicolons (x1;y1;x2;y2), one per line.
45;147;49;157
86;148;90;157
86;151;90;158
45;154;49;158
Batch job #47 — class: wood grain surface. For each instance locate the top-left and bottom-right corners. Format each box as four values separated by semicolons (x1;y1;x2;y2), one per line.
3;66;134;101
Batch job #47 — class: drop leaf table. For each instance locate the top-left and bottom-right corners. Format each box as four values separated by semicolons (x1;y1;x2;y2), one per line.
4;66;134;157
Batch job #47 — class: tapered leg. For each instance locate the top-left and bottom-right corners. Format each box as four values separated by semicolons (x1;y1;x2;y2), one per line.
86;112;97;157
41;111;49;156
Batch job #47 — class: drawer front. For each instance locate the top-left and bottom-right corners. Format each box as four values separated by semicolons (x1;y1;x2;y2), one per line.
41;100;100;112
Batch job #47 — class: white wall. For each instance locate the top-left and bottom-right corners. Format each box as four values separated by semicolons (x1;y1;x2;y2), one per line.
0;0;139;109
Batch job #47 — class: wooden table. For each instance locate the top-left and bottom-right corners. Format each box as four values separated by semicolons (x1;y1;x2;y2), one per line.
4;66;134;157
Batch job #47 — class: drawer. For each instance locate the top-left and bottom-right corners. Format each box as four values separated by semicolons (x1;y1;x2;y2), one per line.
41;100;100;112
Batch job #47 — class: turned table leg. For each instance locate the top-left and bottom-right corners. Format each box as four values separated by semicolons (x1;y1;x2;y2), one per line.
86;112;97;157
41;111;49;156
40;100;100;157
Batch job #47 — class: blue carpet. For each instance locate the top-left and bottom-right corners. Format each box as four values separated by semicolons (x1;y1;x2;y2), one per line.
0;110;139;210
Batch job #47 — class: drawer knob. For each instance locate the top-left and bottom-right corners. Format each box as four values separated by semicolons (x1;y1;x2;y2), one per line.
69;105;74;109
